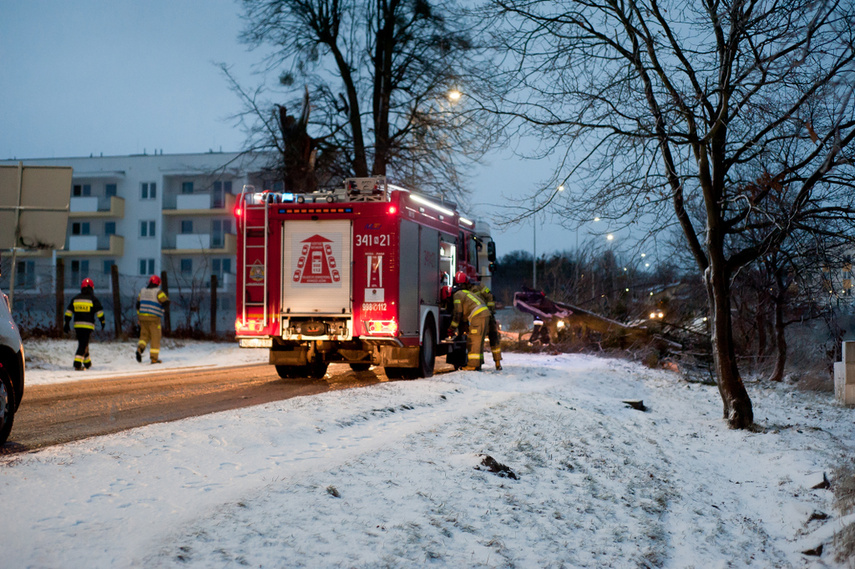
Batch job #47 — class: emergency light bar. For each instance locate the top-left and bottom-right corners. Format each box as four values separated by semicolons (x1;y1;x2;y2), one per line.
409;193;455;217
459;217;474;227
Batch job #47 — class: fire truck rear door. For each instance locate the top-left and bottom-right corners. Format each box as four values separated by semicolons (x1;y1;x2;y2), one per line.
281;219;352;314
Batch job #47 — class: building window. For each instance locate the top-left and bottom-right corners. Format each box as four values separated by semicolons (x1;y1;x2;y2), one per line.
181;181;194;194
212;181;232;208
180;259;192;274
72;184;91;197
71;222;91;236
180;220;193;234
104;221;116;236
70;260;90;287
15;261;35;288
212;258;232;282
212;219;231;247
141;182;157;199
103;260;115;275
105;183;117;198
139;258;155;276
140;220;156;238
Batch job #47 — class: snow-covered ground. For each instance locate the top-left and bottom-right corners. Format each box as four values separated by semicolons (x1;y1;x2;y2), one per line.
3;341;855;567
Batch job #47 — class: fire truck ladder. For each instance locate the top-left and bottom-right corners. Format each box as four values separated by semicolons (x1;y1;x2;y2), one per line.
239;186;270;327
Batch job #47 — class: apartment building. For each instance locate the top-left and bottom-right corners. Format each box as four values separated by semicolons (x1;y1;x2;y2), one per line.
0;151;272;332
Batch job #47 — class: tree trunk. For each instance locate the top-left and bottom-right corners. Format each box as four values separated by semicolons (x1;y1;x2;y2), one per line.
706;263;754;428
769;269;788;382
756;289;768;358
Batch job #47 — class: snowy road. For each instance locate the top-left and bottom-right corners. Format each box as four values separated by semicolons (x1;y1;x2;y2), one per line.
2;350;852;567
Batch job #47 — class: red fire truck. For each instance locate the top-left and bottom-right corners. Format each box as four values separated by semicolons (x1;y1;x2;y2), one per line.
234;177;496;379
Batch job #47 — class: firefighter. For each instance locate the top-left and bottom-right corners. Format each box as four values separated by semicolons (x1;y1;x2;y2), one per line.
448;271;490;371
63;278;106;370
470;277;502;370
135;275;169;364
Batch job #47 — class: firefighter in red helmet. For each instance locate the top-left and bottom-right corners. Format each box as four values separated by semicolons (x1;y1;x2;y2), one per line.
470;276;502;370
63;278;106;370
135;274;170;364
448;271;490;371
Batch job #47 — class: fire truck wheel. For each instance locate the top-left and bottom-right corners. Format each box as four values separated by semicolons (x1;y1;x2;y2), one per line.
0;367;16;446
275;365;305;379
309;360;329;379
415;321;436;379
349;363;371;372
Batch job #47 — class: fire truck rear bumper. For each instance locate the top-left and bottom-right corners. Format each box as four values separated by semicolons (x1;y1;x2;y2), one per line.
360;336;405;347
237;337;273;348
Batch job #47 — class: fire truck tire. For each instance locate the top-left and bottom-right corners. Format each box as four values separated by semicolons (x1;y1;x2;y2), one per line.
275;365;304;379
415;322;436;378
309;360;329;379
398;320;436;380
349;363;371;372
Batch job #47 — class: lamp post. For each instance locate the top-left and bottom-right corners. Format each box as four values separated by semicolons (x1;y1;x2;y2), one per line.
532;200;537;289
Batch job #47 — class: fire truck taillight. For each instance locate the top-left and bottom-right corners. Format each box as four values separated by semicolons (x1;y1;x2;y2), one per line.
235;318;263;333
387;205;397;215
365;320;397;336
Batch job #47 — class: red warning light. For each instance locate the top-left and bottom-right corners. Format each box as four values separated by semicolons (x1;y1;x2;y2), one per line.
388;205;397;214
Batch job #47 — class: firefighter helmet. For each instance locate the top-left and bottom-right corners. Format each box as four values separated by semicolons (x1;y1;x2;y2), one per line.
441;285;452;302
148;275;161;287
454;271;469;285
81;278;94;290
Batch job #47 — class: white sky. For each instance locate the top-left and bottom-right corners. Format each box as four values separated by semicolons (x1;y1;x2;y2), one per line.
0;0;642;263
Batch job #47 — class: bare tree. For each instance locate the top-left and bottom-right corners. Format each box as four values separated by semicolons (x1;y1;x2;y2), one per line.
484;0;855;427
235;0;491;198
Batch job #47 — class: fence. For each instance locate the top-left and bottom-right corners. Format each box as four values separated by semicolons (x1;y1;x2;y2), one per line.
0;257;235;340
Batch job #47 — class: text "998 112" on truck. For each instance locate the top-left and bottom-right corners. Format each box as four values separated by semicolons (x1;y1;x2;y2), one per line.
234;177;496;380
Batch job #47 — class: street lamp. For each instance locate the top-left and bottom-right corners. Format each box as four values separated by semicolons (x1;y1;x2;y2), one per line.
532;199;537;288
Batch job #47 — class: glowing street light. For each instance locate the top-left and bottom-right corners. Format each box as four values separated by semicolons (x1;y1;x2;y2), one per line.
447;89;462;103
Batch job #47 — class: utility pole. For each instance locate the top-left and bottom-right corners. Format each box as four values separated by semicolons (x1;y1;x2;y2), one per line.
532;201;537;289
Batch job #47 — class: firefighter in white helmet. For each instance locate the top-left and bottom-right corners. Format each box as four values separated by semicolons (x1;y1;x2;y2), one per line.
447;271;490;371
470;277;502;370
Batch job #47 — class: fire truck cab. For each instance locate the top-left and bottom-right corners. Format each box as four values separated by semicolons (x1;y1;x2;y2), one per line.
235;177;496;379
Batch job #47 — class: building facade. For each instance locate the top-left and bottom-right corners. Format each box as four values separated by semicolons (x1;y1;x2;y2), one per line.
0;151;272;334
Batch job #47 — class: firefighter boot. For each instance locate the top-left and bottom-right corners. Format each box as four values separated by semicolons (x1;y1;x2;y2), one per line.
73;356;83;371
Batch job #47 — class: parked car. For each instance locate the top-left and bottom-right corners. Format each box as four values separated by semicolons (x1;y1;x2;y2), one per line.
0;267;24;446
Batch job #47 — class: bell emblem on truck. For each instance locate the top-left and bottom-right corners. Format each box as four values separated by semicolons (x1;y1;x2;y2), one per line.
293;234;341;284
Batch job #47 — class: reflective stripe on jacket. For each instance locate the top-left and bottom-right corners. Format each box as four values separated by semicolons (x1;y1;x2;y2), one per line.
451;289;488;328
470;283;496;312
138;287;169;318
64;292;105;330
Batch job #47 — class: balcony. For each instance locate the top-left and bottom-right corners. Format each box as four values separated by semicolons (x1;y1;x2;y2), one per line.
162;193;236;216
68;196;125;218
162;232;236;255
57;235;124;257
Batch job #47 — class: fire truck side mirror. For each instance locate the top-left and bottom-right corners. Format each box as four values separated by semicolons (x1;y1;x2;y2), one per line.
487;241;497;262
